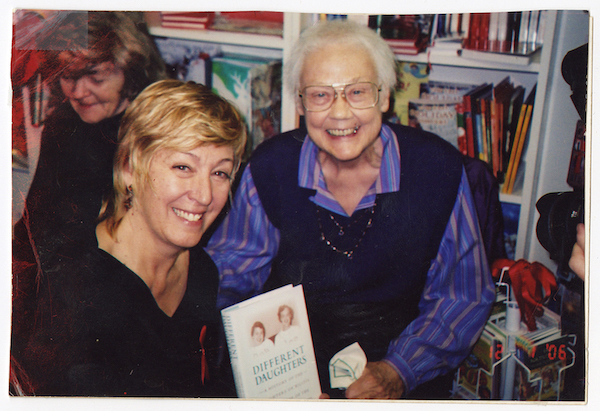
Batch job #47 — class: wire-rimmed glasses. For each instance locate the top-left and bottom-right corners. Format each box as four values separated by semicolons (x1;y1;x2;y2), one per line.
299;82;381;112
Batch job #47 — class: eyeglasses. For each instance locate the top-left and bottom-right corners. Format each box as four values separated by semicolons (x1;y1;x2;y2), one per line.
299;82;382;112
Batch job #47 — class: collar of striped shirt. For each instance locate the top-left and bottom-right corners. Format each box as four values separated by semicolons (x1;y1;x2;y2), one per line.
297;123;401;216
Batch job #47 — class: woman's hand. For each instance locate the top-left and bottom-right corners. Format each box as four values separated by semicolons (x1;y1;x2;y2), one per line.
344;361;404;399
569;223;585;280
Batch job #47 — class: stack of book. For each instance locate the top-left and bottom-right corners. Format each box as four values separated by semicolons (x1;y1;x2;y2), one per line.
210;11;284;36
369;14;434;56
159;12;215;30
460;11;547;64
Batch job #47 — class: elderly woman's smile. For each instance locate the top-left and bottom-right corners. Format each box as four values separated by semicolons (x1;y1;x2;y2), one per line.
298;43;389;164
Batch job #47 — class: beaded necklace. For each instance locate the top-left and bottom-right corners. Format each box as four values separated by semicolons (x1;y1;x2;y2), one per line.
315;201;376;259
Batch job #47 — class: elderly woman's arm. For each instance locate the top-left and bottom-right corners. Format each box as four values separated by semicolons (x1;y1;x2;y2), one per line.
206;165;280;309
347;170;495;398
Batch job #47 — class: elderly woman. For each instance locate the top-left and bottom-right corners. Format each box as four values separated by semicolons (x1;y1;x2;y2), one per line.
207;20;495;399
11;11;166;367
19;80;246;396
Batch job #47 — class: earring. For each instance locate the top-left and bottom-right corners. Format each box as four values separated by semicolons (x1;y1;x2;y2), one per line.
124;185;133;210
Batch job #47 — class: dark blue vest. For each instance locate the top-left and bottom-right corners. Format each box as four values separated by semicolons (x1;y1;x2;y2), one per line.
250;123;463;390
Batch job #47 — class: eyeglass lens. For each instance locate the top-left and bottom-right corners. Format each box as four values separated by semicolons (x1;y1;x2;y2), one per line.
302;82;378;111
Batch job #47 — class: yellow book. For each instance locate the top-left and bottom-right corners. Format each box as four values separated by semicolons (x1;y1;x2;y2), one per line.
502;103;527;193
505;103;533;194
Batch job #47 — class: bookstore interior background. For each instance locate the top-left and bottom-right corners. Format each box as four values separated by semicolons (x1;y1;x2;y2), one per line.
11;10;589;401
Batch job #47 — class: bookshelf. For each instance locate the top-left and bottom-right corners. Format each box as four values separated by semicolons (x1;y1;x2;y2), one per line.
143;11;589;266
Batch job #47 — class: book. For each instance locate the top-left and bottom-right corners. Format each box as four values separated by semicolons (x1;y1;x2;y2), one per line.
408;98;461;148
390;61;430;126
492;77;516;180
159;11;214;30
462;83;492;158
503;84;537;194
211;54;282;153
221;284;321;399
504;85;525;172
210;11;284;36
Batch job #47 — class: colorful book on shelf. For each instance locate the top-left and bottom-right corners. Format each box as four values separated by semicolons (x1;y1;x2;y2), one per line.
390;61;429;126
503;83;537;194
462;83;492;158
492;76;516;180
221;284;321;399
159;11;214;30
408;98;461;149
503;85;526;173
472;86;493;162
479;88;493;163
417;80;477;154
211;54;282;153
210;11;284;36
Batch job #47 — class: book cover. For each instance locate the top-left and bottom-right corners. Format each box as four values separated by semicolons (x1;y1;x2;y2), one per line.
211;54;282;153
408;98;460;148
221;284;321;399
390;61;430;126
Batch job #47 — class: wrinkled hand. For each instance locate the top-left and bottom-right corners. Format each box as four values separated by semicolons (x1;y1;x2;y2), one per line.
569;223;585;280
345;361;404;399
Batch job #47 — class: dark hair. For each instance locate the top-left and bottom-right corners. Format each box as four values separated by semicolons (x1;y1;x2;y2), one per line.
39;11;166;106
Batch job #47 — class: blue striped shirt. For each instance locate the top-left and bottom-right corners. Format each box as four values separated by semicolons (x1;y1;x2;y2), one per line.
207;124;494;392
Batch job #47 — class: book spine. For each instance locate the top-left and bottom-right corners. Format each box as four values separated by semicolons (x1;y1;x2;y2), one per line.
505;103;533;194
491;99;501;177
221;312;246;397
517;11;531;55
456;101;468;156
463;94;476;158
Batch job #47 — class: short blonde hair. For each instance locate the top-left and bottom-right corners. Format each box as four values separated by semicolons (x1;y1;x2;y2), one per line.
99;79;247;234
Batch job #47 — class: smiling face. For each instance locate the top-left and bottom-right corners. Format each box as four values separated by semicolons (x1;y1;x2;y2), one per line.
127;144;234;253
252;326;265;345
279;307;293;330
60;61;129;124
297;43;390;163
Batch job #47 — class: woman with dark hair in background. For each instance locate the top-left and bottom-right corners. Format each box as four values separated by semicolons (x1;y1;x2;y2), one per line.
11;11;166;389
